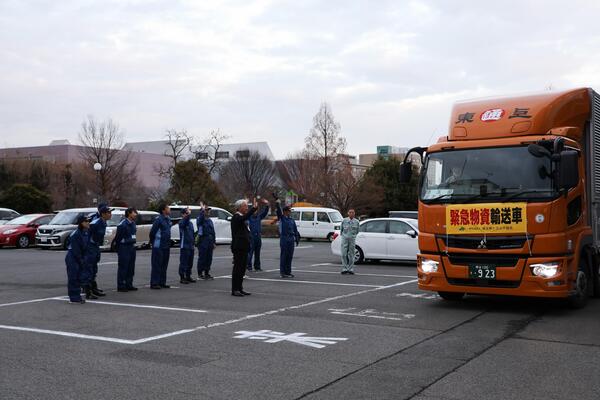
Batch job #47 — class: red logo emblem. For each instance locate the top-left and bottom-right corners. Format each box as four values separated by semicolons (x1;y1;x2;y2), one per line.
480;109;505;122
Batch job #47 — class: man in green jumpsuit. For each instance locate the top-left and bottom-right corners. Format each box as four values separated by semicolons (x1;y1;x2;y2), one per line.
340;209;360;275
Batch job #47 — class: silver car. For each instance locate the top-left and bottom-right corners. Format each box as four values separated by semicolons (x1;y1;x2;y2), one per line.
101;210;159;251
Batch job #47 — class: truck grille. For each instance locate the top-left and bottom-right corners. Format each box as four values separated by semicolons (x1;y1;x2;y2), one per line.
441;235;530;250
448;254;519;267
447;278;520;288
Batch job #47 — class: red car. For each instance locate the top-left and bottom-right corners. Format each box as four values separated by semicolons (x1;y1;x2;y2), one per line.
0;214;55;248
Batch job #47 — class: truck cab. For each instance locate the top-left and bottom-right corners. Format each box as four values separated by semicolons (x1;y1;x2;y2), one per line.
401;88;600;308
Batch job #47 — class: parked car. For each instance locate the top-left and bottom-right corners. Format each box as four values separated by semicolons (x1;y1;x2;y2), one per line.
388;210;418;220
101;209;159;251
36;207;125;249
0;208;20;225
0;214;55;248
331;217;419;264
169;205;233;245
290;206;343;241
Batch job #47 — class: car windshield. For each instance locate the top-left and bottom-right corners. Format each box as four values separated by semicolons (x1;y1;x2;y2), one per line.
107;213;124;227
49;211;82;225
421;146;555;204
328;212;343;223
6;215;38;225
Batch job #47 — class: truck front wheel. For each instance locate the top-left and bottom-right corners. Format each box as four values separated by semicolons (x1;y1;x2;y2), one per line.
438;291;465;301
568;258;591;309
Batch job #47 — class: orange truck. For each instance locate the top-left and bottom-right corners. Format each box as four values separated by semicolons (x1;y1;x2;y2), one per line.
400;88;600;308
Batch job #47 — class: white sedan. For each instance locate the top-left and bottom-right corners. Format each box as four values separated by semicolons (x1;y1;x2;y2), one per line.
331;218;419;263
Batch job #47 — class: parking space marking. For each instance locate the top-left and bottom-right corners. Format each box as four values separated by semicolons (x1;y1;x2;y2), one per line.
310;263;335;266
328;307;415;321
0;279;418;345
98;261;118;265
215;276;383;288
0;297;63;308
233;330;348;349
50;297;208;313
293;269;417;279
396;292;439;300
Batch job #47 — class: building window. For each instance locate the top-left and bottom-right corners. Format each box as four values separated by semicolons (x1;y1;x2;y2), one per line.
215;151;229;159
195;152;209;160
236;150;250;158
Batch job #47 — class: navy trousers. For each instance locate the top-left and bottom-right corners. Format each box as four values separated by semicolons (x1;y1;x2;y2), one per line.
247;236;262;270
279;240;295;276
81;246;100;287
117;245;136;289
65;254;83;302
179;248;194;278
196;240;214;274
150;247;170;286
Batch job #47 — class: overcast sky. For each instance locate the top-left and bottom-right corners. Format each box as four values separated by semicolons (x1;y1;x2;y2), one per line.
1;0;600;158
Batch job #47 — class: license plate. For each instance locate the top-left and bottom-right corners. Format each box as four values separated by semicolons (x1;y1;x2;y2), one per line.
40;237;48;243
469;264;496;280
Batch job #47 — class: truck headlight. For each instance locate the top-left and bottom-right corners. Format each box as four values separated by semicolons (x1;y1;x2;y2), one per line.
530;262;560;278
420;258;439;273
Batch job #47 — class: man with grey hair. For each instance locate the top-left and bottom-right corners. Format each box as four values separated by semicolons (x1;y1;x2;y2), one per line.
230;198;258;296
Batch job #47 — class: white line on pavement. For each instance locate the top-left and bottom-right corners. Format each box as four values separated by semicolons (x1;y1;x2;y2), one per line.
50;298;208;313
293;269;417;279
0;297;63;308
230;277;383;288
310;263;335;266
98;261;118;265
0;325;137;344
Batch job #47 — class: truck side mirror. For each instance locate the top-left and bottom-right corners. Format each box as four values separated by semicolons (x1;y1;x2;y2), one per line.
557;150;579;190
399;162;413;183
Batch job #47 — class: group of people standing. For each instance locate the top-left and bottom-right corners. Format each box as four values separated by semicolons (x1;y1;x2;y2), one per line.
65;196;310;303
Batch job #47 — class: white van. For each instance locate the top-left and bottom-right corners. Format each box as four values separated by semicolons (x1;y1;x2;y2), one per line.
290;207;343;241
169;205;232;245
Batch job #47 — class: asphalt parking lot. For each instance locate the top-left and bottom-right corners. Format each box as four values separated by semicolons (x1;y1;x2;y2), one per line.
1;239;600;400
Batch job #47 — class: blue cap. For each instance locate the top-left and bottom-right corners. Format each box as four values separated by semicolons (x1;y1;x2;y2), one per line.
98;204;114;214
76;214;91;225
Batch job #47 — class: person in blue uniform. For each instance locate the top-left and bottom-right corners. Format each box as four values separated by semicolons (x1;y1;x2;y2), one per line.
149;204;172;289
178;208;196;284
247;199;269;272
275;198;300;278
82;204;112;299
65;215;91;304
196;203;216;280
114;207;138;292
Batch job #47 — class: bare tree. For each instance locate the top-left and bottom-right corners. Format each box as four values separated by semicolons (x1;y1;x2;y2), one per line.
193;129;231;175
157;129;192;180
219;150;277;200
305;102;347;174
277;151;323;203
78;116;138;203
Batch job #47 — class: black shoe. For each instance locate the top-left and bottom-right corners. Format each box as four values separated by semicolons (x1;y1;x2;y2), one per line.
185;276;196;283
204;274;214;280
254;268;262;271
91;288;106;297
231;291;244;297
117;288;129;292
150;285;162;289
286;274;294;278
348;271;355;275
240;290;251;296
126;286;138;291
180;278;189;284
280;274;287;278
91;282;105;294
70;299;86;304
160;284;171;289
85;288;98;300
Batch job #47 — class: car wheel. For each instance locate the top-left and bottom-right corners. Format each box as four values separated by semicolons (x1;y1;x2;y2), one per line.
17;235;30;249
354;246;364;264
438;291;465;301
568;257;591;309
326;233;334;242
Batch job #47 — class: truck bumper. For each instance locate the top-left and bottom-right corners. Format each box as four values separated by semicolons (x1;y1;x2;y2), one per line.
417;253;573;298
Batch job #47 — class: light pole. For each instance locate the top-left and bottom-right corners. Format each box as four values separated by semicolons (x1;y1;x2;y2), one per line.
93;162;102;204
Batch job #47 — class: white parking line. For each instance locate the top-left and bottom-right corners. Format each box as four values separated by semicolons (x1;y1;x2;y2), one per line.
50;298;208;313
98;261;118;265
293;269;417;279
0;325;137;344
236;277;383;288
0;297;63;308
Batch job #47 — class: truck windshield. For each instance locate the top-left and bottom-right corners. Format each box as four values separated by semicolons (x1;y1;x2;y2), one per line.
420;146;555;204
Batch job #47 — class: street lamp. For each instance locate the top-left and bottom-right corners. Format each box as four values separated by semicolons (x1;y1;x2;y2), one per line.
93;163;102;204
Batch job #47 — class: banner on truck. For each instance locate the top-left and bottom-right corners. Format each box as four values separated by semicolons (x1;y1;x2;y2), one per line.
446;202;527;234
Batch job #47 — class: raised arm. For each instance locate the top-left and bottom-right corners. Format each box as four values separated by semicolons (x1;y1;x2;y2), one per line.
259;204;269;220
275;200;283;219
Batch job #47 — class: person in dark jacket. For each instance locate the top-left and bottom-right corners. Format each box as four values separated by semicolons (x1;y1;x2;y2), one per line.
247;200;269;272
65;215;91;304
276;199;300;278
82;204;112;299
178;208;196;284
114;207;138;292
196;204;216;280
230;199;258;296
149;204;172;289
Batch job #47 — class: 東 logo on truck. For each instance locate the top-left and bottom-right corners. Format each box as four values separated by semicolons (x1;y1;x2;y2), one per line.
480;108;505;122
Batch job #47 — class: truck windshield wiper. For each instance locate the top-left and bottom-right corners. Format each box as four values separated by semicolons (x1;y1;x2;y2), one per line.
498;189;555;202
